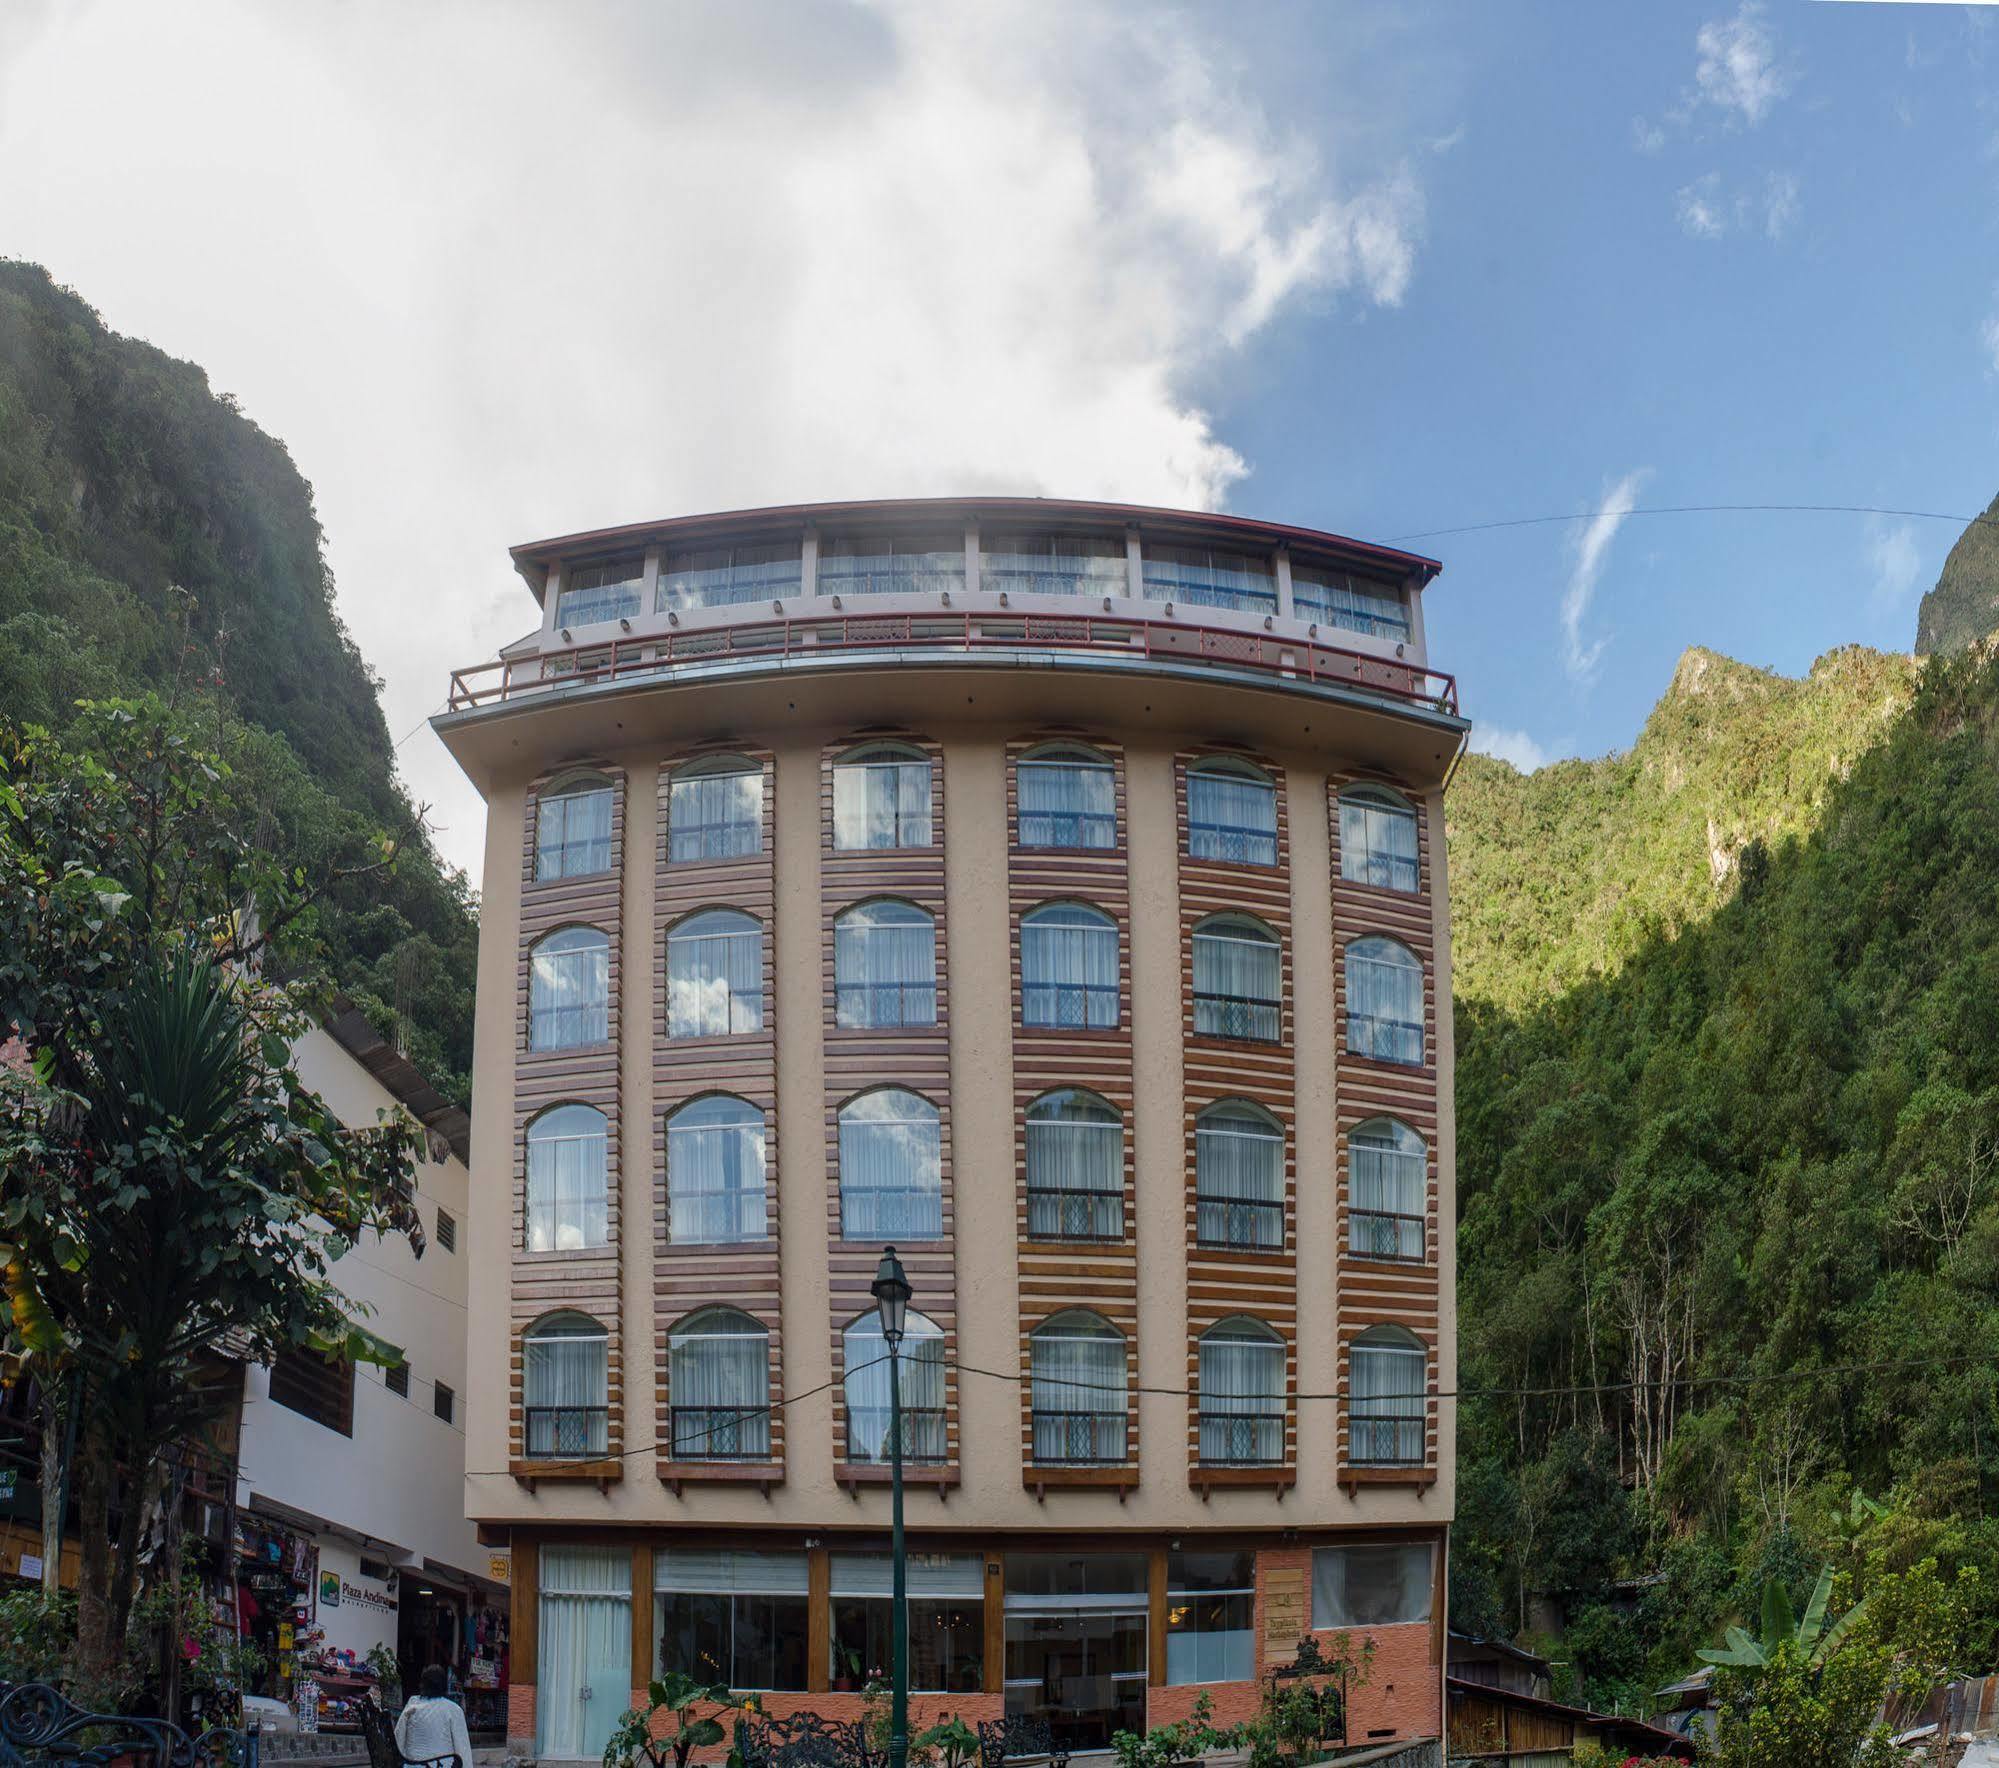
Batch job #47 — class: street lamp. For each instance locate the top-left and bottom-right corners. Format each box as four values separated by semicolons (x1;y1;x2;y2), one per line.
870;1246;914;1768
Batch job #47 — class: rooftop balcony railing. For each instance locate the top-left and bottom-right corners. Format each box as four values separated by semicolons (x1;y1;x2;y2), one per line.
446;609;1458;716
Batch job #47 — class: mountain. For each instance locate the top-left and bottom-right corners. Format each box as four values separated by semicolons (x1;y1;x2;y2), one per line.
0;261;476;1105
1915;490;1999;655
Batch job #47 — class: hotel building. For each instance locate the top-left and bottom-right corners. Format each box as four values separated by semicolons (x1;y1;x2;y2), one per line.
433;498;1465;1760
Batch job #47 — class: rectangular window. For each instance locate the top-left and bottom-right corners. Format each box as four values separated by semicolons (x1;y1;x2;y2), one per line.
981;530;1126;598
268;1348;354;1437
1310;1543;1434;1629
819;533;965;598
385;1359;409;1399
1142;543;1276;615
668;767;764;862
536;785;614;881
556;557;646;627
433;1382;455;1424
1166;1552;1255;1685
657;542;801;613
1291;564;1410;641
832;756;933;850
1016;754;1117;850
829;1554;984;1692
435;1208;457;1253
655;1551;809;1692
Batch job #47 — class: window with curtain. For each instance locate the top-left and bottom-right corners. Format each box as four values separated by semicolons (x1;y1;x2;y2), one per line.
841;1310;947;1465
1290;565;1410;640
1141;543;1276;615
829;1553;984;1693
666;909;763;1037
657;542;801;613
655;1550;809;1692
1195;1101;1284;1251
1024;1089;1123;1242
529;926;609;1050
666;1095;767;1244
1310;1544;1434;1628
1020;902;1119;1029
555;557;645;627
834;900;937;1028
538;1545;633;1761
1340;786;1420;893
1016;745;1117;850
668;758;763;862
1346;936;1424;1065
818;533;965;598
668;1308;771;1461
832;743;933;850
522;1314;609;1458
525;1103;609;1252
1186;760;1278;865
1191;915;1281;1042
980;531;1126;599
535;777;613;880
1029;1311;1128;1465
1350;1119;1425;1262
837;1089;942;1240
1350;1327;1427;1468
1198;1319;1284;1466
1165;1552;1255;1685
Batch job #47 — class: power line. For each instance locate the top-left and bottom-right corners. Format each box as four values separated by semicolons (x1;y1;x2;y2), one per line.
1388;502;1997;545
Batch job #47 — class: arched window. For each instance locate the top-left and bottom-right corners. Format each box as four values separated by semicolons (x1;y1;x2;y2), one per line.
1016;744;1116;851
1020;902;1119;1029
1186;758;1278;865
833;741;933;850
1029;1311;1127;1466
834;900;937;1029
1346;936;1424;1066
838;1089;942;1241
1198;1319;1284;1466
1350;1326;1426;1468
1340;785;1419;894
668;1308;771;1462
522;1313;608;1458
843;1310;947;1465
1195;1101;1283;1251
1350;1119;1426;1262
529;926;609;1050
666;1095;767;1244
666;909;763;1037
525;1104;608;1252
535;774;614;881
667;756;763;863
1191;914;1280;1042
1024;1090;1123;1242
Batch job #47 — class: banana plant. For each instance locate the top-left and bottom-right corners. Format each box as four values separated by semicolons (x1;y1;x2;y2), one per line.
1697;1565;1869;1669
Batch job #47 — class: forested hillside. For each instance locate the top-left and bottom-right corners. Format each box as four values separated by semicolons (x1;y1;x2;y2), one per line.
1448;638;1999;1707
1916;489;1999;656
0;261;476;1103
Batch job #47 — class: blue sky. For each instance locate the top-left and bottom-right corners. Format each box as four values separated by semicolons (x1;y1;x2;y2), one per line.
2;0;1996;870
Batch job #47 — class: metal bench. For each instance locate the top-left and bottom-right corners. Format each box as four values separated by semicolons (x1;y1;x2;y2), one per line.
0;1681;260;1768
975;1715;1069;1768
736;1713;881;1768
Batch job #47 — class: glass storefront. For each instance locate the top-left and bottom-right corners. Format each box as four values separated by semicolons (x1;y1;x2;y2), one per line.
1003;1553;1148;1751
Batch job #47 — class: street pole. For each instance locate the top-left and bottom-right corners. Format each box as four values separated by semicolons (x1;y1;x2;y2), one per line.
888;1331;908;1768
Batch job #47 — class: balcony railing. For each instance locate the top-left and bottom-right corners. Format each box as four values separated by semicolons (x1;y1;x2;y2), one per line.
1198;1411;1285;1466
1350;1210;1425;1261
1025;1185;1125;1242
524;1405;609;1459
667;818;762;863
834;980;939;1029
1347;1015;1424;1066
1193;992;1281;1042
669;1405;772;1462
1031;1409;1130;1466
1018;809;1117;850
1195;1194;1284;1251
839;1186;944;1241
1021;981;1119;1030
1187;820;1280;866
845;1406;948;1465
1349;1409;1427;1468
447;612;1458;717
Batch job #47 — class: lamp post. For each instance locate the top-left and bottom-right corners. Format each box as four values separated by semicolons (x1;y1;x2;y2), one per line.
870;1245;913;1768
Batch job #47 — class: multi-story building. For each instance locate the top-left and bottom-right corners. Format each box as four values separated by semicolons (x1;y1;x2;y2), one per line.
435;499;1465;1762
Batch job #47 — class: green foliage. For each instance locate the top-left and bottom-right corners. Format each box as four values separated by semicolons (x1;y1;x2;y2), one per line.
911;1718;980;1768
603;1672;740;1768
1111;1693;1239;1768
1916;491;1999;655
0;261;476;1105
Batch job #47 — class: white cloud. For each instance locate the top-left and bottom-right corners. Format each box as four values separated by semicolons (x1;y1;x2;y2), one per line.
1674;168;1798;240
1562;470;1651;682
0;0;1432;881
1676;175;1728;239
1865;519;1921;607
1631;117;1668;155
1693;4;1790;126
1470;725;1553;774
1762;170;1800;239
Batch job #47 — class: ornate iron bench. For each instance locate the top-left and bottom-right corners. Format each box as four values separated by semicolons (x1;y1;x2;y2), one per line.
736;1713;881;1768
0;1682;260;1768
975;1714;1069;1768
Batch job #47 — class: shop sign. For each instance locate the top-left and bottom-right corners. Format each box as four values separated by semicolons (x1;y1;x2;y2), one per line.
487;1553;511;1585
319;1572;341;1609
17;1554;41;1581
0;1468;17;1501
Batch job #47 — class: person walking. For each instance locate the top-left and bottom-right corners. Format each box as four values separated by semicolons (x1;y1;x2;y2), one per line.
396;1666;474;1768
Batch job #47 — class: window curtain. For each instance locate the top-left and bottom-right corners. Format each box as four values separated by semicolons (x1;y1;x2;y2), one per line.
1192;928;1279;1039
980;532;1125;597
668;770;763;861
523;1329;608;1456
526;1107;609;1252
537;788;613;880
537;1546;632;1761
1025;1096;1122;1239
1141;546;1275;613
530;934;608;1049
669;1320;770;1459
1187;772;1277;862
1195;1112;1283;1248
1021;909;1118;1028
1341;796;1419;891
667;1104;766;1243
1350;1124;1424;1260
658;544;801;613
1351;1339;1426;1466
833;760;932;849
834;905;937;1027
842;1316;947;1464
838;1097;942;1239
1310;1545;1432;1629
1198;1332;1282;1464
667;917;763;1036
1030;1325;1126;1461
1017;760;1116;849
1347;941;1423;1063
819;536;965;598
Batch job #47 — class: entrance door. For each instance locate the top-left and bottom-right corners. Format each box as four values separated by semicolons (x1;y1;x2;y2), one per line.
1004;1610;1147;1751
537;1546;632;1761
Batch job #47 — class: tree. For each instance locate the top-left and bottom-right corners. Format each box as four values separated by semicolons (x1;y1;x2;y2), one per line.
0;698;426;1684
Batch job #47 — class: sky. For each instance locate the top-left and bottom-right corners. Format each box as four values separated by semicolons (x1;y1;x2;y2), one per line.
2;0;1997;880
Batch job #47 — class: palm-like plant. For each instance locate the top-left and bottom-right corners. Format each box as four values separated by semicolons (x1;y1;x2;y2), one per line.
603;1672;741;1768
1697;1565;1869;1669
